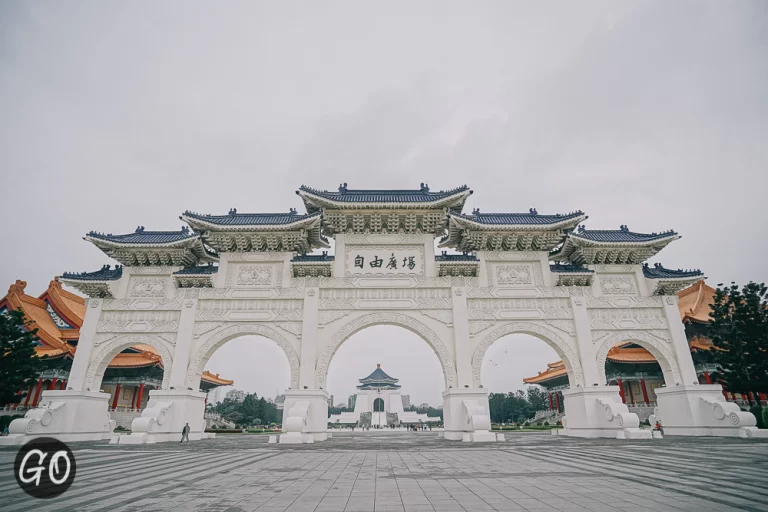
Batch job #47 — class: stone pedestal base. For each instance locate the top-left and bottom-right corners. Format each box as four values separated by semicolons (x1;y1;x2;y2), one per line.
117;390;206;445
442;388;496;442
653;384;767;437
279;389;328;444
0;391;114;446
561;386;647;439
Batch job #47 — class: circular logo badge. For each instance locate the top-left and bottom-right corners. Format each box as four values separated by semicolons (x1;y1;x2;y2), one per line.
14;437;76;499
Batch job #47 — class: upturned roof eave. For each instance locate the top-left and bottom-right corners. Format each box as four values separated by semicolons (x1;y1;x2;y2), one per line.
85;234;201;249
297;188;472;212
449;213;586;231
567;232;681;247
181;211;322;231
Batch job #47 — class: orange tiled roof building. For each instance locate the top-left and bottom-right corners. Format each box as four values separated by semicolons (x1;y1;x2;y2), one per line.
1;279;232;410
524;280;763;413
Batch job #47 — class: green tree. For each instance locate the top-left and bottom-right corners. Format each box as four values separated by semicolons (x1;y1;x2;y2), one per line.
0;309;46;405
0;309;47;404
707;282;768;401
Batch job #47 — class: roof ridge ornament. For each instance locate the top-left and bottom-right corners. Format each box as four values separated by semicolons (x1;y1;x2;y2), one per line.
181;226;189;234
289;208;297;215
420;182;430;193
135;226;145;233
620;225;629;232
529;208;538;215
228;208;237;216
578;224;586;233
338;182;348;194
472;208;480;215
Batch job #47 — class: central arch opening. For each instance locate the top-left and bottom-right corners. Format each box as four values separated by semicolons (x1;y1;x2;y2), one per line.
325;325;445;429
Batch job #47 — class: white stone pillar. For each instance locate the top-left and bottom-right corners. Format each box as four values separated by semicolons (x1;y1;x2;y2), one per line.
450;287;473;388
298;285;319;389
167;296;198;390
569;297;599;387
660;295;698;386
67;297;104;391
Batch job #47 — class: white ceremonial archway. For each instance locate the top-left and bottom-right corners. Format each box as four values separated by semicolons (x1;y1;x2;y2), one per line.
6;184;762;447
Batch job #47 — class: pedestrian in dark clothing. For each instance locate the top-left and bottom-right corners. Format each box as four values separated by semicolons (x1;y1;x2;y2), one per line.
180;422;190;443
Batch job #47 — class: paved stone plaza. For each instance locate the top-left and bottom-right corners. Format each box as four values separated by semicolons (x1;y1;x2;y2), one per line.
2;431;767;512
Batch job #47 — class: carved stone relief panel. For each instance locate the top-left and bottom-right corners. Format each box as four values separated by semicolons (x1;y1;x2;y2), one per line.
468;298;572;320
235;264;275;287
128;277;168;298
319;288;451;310
588;309;667;330
97;310;181;332
344;234;426;245
344;245;425;277
599;275;637;295
494;263;534;286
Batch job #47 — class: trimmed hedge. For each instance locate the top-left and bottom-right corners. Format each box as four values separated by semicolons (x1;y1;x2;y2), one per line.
205;428;246;434
0;415;23;431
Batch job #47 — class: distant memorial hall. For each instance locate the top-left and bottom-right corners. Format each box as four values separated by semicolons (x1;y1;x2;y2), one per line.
329;364;439;427
2;183;765;445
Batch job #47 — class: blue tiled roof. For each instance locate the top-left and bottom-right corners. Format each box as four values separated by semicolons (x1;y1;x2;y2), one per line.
291;253;335;262
298;183;471;203
435;252;479;262
642;263;703;279
61;265;123;281
359;366;398;383
183;209;319;226
455;209;584;226
87;226;196;244
572;225;678;243
173;265;219;275
549;264;593;274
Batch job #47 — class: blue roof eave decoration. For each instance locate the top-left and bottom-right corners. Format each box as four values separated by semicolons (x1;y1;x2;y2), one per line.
451;210;586;228
61;265;123;281
642;263;704;279
568;227;680;244
181;210;322;229
549;264;593;274
435;252;479;262
291;253;335;263
173;265;219;276
85;227;198;246
297;184;472;212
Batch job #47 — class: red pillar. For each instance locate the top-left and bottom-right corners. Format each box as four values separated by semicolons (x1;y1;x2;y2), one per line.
135;383;145;409
703;371;713;384
731;393;737;402
48;378;58;391
740;393;748;405
748;391;755;405
555;392;561;413
627;382;635;405
112;384;121;410
60;380;67;390
23;383;35;406
616;379;626;403
548;393;554;411
640;379;650;405
760;392;767;405
31;379;44;407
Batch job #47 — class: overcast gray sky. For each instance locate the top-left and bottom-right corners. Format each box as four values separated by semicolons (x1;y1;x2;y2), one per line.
2;2;766;403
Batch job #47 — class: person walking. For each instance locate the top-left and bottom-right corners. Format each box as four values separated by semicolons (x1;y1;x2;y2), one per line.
180;422;190;443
